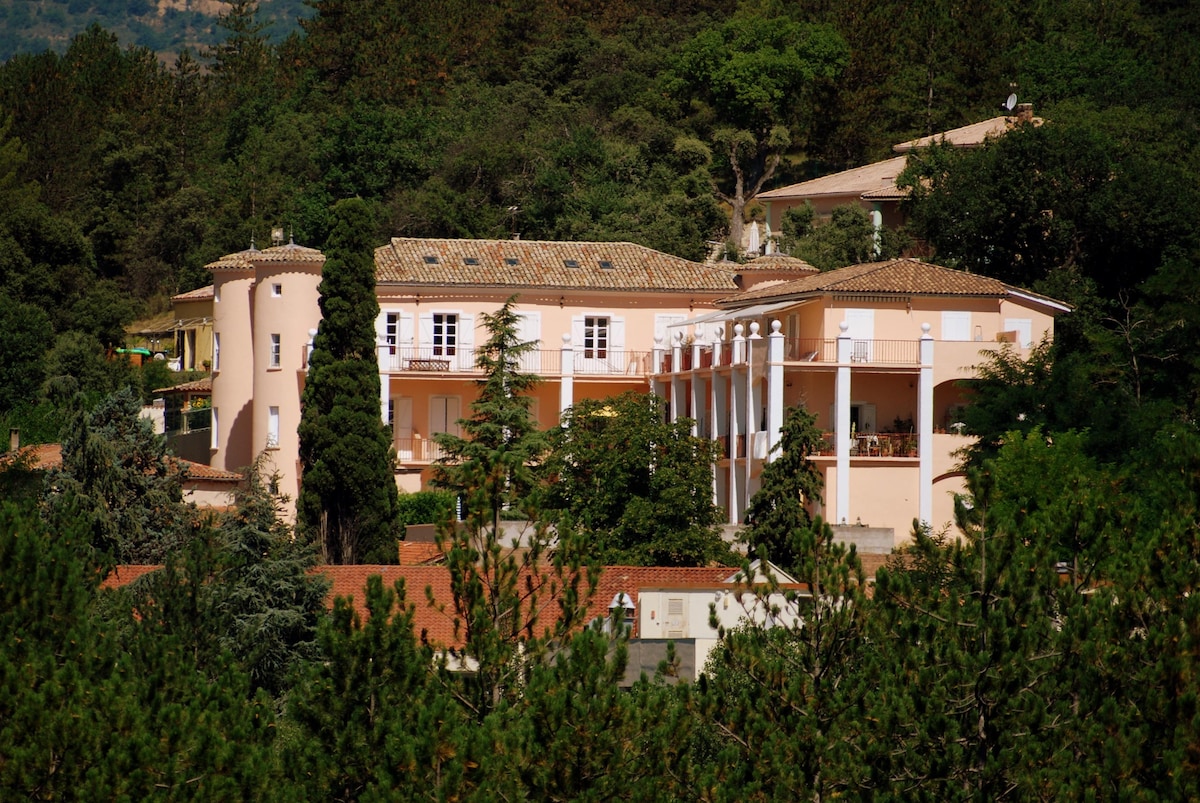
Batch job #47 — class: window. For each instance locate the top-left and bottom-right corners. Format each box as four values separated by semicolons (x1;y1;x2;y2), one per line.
269;334;281;368
563;258;580;268
213;333;221;371
584;316;608;359
463;257;479;265
211;408;219;449
505;257;519;266
214;285;221;303
267;406;280;448
271;283;282;297
423;255;439;264
433;313;457;357
385;312;400;354
598;260;614;269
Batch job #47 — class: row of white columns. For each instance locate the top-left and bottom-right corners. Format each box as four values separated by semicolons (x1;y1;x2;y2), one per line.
656;318;936;532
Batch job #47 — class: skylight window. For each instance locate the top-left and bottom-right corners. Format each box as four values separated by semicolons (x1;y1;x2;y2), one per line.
598;260;614;269
563;259;580;268
463;257;479;265
505;257;519;266
423;255;439;264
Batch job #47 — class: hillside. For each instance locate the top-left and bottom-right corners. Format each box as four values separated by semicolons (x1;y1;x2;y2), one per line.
0;0;309;60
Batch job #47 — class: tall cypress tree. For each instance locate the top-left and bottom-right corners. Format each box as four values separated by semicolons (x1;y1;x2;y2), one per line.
297;198;400;564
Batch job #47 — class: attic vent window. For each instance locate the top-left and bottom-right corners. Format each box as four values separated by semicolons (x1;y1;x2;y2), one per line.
598;260;614;269
463;257;479;265
423;255;439;264
563;259;580;268
505;257;519;266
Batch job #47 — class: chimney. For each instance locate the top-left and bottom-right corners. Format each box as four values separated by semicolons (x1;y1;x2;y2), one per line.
9;428;19;453
1015;103;1034;123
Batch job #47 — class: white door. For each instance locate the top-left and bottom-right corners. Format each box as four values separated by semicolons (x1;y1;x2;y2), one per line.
430;396;461;462
396;397;413;460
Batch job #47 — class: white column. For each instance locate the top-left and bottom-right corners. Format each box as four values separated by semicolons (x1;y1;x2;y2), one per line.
744;322;760;514
767;319;785;458
728;341;743;526
918;323;935;526
835;320;852;525
670;330;684;422
732;322;746;364
559;332;574;423
690;326;706;438
711;368;726;511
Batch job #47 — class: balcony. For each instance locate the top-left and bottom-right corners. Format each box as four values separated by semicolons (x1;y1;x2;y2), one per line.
377;346;652;378
394;437;450;465
813;432;919;458
655;338;923;375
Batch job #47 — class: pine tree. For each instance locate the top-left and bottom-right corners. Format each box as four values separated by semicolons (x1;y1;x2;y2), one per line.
866;430;1102;797
44;386;194;563
297;198;401;565
284;575;475;800
431;297;594;719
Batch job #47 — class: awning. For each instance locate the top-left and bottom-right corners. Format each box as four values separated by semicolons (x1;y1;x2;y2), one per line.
667;299;800;328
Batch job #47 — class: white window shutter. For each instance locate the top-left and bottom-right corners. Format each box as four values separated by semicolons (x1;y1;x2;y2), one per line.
457;313;475;370
610;316;627;371
418;313;433;359
400;313;415;348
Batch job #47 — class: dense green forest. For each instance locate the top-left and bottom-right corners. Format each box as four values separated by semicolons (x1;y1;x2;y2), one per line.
3;0;1199;443
5;1;1200;794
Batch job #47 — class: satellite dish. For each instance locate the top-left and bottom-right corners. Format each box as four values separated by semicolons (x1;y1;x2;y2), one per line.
1005;93;1018;112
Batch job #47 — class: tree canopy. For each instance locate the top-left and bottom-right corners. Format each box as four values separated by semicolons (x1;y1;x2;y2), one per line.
545;391;731;566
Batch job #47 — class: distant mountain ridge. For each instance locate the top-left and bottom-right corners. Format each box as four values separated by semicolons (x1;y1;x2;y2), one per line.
0;0;309;62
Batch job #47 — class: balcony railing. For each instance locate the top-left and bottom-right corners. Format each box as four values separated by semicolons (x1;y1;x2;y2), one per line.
655;338;924;374
377;346;651;378
393;437;450;464
814;432;919;457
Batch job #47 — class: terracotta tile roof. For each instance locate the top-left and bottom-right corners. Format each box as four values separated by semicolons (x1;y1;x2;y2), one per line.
5;443;241;483
205;242;326;272
758;156;909;202
739;253;819;274
398;541;444;565
721;258;1011;303
860;186;910;201
183;462;242;482
171;285;214;302
154;377;212;394
322;565;461;646
375;238;738;293
892;114;1042;153
252;241;326;263
314;564;738;648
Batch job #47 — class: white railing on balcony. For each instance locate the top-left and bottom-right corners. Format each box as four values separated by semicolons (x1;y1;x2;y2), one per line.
377;345;651;378
394;437;451;464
